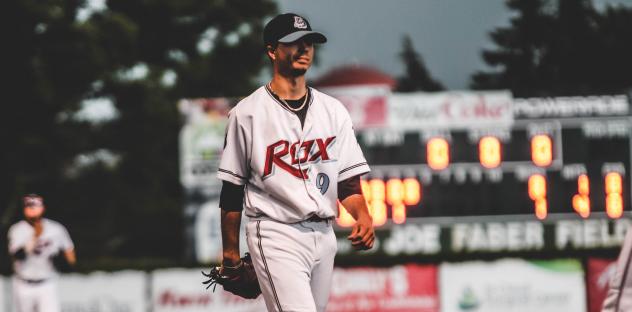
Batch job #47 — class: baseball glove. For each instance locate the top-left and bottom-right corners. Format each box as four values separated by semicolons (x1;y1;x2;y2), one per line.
202;253;261;299
51;249;72;273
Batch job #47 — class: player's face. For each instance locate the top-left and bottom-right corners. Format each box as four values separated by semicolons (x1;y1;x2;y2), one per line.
24;205;44;222
273;38;314;77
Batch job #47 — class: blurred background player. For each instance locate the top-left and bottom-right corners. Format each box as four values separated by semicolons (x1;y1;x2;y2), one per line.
7;194;76;312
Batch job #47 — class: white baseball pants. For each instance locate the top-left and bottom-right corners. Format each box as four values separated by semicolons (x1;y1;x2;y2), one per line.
12;278;60;312
246;219;337;312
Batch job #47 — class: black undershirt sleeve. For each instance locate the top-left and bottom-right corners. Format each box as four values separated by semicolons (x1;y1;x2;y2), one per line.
338;175;363;201
219;181;245;212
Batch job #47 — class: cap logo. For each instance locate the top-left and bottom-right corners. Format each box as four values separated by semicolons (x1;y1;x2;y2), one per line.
24;197;43;207
293;16;307;29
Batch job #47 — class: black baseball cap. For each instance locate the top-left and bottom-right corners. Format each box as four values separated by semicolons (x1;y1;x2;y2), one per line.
263;13;327;46
23;194;44;207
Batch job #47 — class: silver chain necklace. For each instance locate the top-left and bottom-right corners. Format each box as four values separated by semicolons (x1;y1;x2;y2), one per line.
268;83;308;112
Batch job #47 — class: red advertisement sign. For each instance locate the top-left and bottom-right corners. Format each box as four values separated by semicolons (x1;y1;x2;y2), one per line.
327;264;438;312
336;94;388;129
587;258;617;312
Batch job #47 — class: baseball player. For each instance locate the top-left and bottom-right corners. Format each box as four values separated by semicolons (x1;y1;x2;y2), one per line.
7;194;76;312
216;13;374;312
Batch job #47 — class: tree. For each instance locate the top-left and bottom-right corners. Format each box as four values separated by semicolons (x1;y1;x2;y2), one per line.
590;6;632;93
0;0;277;270
1;0;110;272
396;35;444;92
549;0;601;94
470;0;556;96
471;0;632;96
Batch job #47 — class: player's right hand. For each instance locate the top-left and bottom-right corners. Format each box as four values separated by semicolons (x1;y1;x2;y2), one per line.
347;214;374;250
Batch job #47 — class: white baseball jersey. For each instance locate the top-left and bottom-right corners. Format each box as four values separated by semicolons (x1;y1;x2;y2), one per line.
8;218;74;280
217;85;370;222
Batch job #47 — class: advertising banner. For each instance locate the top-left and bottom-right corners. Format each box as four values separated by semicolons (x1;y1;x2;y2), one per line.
152;268;266;312
320;85;391;129
388;91;513;130
193;198;222;264
1;276;8;312
587;258;617;312
58;271;147;312
327;264;438;312
439;259;586;312
514;95;630;119
193;198;249;263
178;97;245;263
178;98;232;194
335;216;631;259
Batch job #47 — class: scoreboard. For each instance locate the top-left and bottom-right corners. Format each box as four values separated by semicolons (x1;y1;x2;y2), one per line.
335;94;632;227
178;91;632;262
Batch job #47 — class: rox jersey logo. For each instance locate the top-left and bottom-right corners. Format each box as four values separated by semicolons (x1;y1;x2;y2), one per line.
263;136;336;179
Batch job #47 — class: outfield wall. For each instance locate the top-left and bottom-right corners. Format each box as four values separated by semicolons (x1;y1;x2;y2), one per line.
0;258;616;312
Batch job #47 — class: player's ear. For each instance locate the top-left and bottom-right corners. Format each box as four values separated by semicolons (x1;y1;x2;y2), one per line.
266;44;276;60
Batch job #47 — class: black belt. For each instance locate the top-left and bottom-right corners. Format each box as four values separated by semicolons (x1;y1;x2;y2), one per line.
305;215;333;223
19;277;48;284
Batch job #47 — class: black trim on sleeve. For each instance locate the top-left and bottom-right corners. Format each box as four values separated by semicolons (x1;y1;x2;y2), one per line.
339;162;368;175
219;181;245;212
218;168;247;180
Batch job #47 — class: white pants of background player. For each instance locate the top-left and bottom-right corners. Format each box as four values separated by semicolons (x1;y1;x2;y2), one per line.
12;278;60;312
246;219;337;312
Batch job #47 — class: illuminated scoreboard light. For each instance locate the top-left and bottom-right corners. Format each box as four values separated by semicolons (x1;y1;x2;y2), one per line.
479;136;502;169
336;98;632;227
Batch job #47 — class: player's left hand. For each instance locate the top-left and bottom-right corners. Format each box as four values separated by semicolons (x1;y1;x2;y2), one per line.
347;214;374;250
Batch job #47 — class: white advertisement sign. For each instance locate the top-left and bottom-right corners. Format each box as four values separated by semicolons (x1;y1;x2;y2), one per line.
178;98;231;194
389;91;513;130
194;199;249;263
152;268;266;312
1;276;8;312
439;259;586;312
194;199;222;263
514;95;629;119
59;271;147;312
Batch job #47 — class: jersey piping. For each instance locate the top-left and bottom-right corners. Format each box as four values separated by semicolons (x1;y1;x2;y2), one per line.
218;168;247;180
339;162;368;175
257;221;283;311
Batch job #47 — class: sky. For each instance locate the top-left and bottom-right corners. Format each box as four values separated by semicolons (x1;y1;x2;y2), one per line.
277;0;632;90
